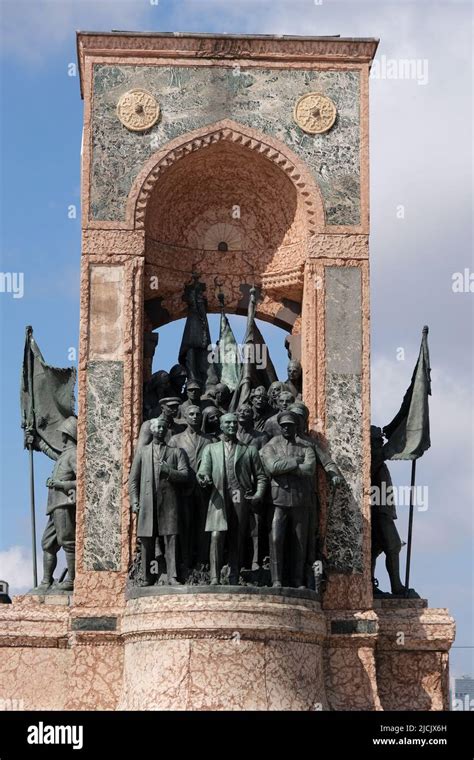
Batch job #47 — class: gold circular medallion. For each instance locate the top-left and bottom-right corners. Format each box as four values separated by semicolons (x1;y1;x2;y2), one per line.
293;93;337;134
117;89;160;132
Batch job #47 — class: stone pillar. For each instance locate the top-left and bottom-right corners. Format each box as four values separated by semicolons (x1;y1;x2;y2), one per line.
302;238;372;612
74;231;145;611
322;260;372;610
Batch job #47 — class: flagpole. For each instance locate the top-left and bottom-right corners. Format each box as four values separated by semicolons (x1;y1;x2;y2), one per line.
28;444;38;587
25;326;38;587
404;459;417;597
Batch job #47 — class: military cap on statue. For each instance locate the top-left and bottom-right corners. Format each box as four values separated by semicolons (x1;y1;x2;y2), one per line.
276;411;297;426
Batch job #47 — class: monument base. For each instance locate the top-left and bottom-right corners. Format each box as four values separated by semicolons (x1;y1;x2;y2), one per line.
0;591;454;711
120;590;327;710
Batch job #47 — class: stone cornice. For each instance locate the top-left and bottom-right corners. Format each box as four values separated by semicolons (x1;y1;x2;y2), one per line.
76;32;379;98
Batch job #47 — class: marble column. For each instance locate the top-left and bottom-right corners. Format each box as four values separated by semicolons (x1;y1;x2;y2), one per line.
74;232;145;610
321;259;372;610
302;246;372;612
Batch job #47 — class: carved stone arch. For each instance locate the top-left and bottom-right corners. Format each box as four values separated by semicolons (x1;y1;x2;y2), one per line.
126;119;326;234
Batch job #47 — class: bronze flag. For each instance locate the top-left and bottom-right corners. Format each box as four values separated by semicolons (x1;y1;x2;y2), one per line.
383;326;431;461
20;326;76;454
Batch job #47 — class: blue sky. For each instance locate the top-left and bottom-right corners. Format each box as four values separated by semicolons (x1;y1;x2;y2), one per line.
0;0;472;685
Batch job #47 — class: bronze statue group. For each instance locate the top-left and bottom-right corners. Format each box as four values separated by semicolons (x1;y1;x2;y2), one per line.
25;277;411;597
129;361;344;590
25;363;409;596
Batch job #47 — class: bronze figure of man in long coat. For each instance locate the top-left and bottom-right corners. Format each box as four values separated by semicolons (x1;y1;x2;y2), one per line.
129;416;189;585
197;413;267;585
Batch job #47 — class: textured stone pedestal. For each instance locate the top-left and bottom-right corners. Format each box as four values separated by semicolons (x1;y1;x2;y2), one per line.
375;599;454;711
120;590;327;710
0;592;454;711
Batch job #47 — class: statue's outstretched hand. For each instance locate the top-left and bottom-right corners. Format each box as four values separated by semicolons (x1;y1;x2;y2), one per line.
131;501;140;514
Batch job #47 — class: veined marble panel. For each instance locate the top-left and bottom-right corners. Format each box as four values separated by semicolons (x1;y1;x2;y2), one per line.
84;361;123;570
91;65;360;225
325;267;363;573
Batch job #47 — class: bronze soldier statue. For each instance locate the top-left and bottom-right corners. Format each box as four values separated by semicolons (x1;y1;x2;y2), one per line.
29;416;77;592
371;425;418;597
197;413;267;585
129;416;189;586
179;381;204;417
261;411;316;588
159;397;186;441
136;397;185;451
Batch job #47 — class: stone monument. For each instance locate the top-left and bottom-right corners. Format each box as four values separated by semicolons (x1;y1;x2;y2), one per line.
0;32;454;711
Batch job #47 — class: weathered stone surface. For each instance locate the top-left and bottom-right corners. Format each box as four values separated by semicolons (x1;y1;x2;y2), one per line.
0;596;454;711
84;361;123;571
326;266;362;374
308;233;369;259
82;229;145;256
119;594;327;710
67;641;124;711
91;65;360;225
89;266;125;360
376;651;450;711
325;644;381;711
325;266;363;573
375;606;454;710
0;648;72;710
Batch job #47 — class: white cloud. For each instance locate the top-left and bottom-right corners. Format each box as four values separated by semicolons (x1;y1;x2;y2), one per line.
0;545;38;595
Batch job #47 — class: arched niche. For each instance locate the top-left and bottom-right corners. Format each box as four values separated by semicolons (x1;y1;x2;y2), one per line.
133;121;324;378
